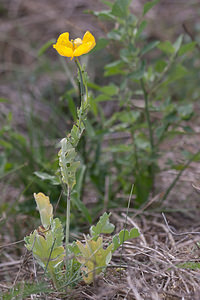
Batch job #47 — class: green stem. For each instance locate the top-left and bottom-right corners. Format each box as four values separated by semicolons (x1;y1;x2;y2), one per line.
75;58;85;102
149;54;176;97
161;150;200;202
64;184;71;277
140;79;155;193
140;79;154;152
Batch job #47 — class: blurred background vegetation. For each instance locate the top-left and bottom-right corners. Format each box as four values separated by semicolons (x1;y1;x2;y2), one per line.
1;0;200;248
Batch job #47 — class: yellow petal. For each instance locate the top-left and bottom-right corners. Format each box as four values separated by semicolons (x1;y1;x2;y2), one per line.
53;31;96;58
53;44;73;57
73;41;95;57
82;31;96;46
56;32;73;48
73;31;95;57
53;32;74;57
34;193;53;229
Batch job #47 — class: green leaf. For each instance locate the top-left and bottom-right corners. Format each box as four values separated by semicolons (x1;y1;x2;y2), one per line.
173;35;183;53
2;282;51;300
107;30;122;40
76;237;113;284
141;40;159;56
100;84;119;96
135;20;147;39
118;111;140;124
111;0;131;18
155;59;167;73
104;60;125;76
58;138;80;189
178;41;196;56
128;62;145;80
158;41;175;54
38;39;55;56
71;166;92;224
94;38;109;51
93;10;116;21
95;94;112;102
135;135;150;151
24;216;64;279
34;171;60;185
143;0;160;16
90;212;115;238
0;153;6;176
178;104;193;120
106;144;132;152
164;64;188;84
101;0;113;8
112;228;140;252
155;124;168;140
177;262;200;270
72;194;92;223
0;97;9;103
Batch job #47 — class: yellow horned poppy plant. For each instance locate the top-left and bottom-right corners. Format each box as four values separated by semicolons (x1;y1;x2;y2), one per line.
53;31;96;59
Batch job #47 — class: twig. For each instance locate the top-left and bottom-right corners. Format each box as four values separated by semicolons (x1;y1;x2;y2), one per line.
12;249;28;287
162;213;200;236
182;23;200;52
0;239;24;249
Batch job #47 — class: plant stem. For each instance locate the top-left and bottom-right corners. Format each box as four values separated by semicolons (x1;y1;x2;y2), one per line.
140;79;154;152
64;184;71;276
75;58;87;102
140;79;155;193
161;150;200;202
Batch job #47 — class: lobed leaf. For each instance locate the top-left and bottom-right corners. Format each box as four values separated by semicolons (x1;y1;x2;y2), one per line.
90;212;115;239
34;193;53;229
76;237;113;284
112;228;140;252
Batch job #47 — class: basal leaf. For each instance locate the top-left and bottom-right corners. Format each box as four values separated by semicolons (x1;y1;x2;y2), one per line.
24;196;65;286
112;228;140;252
90;212;115;239
34;193;53;229
76;237;113;284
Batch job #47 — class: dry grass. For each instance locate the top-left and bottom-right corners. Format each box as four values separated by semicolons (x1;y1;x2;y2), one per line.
1;209;200;299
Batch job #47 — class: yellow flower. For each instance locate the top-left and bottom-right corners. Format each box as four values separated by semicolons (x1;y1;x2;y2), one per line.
53;31;96;59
